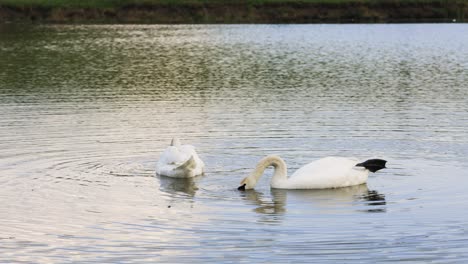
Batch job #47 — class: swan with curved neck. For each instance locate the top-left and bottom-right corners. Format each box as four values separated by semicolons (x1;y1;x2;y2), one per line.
238;155;386;190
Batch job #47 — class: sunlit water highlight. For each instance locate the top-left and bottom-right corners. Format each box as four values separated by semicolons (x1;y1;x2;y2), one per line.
1;24;468;263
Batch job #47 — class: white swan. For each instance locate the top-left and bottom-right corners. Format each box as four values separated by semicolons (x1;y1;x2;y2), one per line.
238;155;386;190
156;138;205;178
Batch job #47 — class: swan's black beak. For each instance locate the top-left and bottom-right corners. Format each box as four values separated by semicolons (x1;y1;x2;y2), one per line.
237;184;246;191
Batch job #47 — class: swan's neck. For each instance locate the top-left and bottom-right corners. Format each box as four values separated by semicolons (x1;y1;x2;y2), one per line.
251;155;288;187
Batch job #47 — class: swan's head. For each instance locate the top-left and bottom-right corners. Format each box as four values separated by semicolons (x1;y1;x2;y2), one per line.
238;175;257;191
238;155;286;191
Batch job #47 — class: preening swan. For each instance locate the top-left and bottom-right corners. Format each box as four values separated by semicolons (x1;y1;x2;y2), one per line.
156;138;205;178
238;155;386;190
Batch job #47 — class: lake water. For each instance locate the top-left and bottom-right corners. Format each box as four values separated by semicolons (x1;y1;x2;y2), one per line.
1;24;468;263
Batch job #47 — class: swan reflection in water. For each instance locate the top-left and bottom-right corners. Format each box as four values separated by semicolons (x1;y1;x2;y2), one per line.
158;175;200;197
240;184;386;220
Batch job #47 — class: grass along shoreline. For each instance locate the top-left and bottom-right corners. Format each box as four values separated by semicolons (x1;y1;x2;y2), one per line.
0;0;467;23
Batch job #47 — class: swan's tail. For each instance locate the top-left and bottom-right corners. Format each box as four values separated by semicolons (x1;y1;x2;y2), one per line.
356;159;387;173
171;138;181;147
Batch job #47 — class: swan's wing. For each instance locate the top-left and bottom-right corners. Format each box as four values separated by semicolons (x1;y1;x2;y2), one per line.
175;155;197;171
291;157;357;177
157;155;197;178
288;157;361;188
180;144;205;170
157;146;189;165
156;144;204;177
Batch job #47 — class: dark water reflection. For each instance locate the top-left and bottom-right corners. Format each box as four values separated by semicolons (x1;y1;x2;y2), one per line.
241;184;386;219
159;176;199;197
1;24;468;263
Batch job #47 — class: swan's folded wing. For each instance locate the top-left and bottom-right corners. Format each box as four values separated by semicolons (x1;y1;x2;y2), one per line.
158;146;190;165
291;157;355;177
156;143;204;178
175;155;196;171
288;157;359;188
157;155;197;177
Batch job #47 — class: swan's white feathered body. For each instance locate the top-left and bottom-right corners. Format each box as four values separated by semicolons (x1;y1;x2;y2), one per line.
274;157;367;189
156;139;205;178
239;155;386;190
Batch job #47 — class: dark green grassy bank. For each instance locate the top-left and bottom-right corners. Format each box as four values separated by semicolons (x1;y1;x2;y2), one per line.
0;0;467;23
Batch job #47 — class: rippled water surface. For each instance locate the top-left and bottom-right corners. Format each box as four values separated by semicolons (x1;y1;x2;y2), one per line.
1;24;468;263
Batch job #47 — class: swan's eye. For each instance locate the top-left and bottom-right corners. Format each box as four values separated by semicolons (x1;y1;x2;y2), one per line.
237;184;246;191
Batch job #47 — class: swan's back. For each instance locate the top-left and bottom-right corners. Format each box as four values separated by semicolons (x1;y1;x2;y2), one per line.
158;146;190;165
156;140;205;178
288;157;367;189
